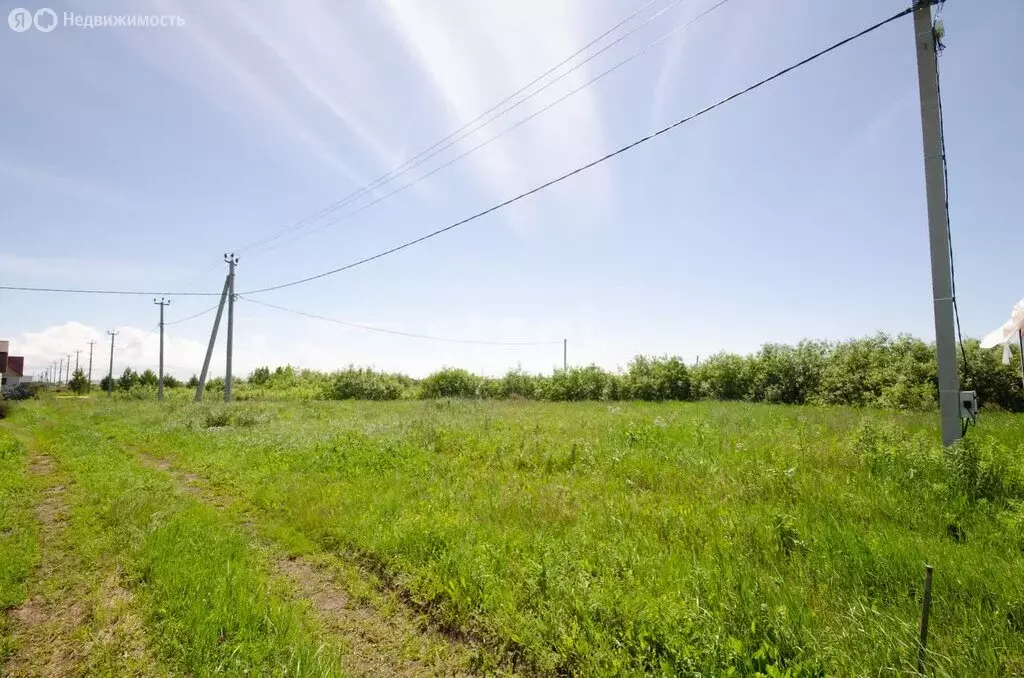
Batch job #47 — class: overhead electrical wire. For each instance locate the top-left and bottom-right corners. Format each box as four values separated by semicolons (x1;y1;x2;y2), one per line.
0;284;220;297
240;5;916;296
234;0;687;255
164;303;222;326
259;0;736;254
2;5;920;300
239;296;562;346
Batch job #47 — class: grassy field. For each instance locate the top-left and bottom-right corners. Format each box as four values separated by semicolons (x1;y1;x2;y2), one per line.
1;398;1022;676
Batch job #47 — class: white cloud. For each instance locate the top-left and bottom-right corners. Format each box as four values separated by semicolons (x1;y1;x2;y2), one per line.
376;0;612;211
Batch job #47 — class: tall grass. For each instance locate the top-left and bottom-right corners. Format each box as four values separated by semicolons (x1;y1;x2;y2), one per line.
0;429;39;661
73;399;1024;675
17;407;345;676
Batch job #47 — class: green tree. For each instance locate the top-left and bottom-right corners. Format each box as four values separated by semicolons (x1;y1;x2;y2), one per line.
139;369;158;387
100;375;114;392
186;374;199;388
163;374;181;389
249;366;271;386
69;368;90;394
117;367;138;392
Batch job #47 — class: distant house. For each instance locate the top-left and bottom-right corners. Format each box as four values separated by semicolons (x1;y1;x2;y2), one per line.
4;356;25;387
1;341;26;388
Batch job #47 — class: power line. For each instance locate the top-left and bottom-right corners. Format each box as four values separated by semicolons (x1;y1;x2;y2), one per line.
241;5;915;296
165;303;221;326
239;296;561;346
0;285;219;296
234;0;684;255
260;0;736;255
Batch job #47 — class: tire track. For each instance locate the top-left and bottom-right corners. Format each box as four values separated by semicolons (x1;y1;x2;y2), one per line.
135;453;489;677
4;450;163;677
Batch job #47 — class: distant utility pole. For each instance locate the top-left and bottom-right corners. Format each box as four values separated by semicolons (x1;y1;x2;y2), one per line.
107;330;118;396
224;253;238;403
87;340;97;384
913;0;960;446
65;354;71;385
75;349;80;373
563;339;567;372
196;271;231;402
154;297;171;401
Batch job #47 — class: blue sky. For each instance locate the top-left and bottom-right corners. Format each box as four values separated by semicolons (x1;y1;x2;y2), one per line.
1;0;1021;380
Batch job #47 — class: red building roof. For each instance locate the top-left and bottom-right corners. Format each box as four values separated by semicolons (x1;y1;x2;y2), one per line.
7;356;24;377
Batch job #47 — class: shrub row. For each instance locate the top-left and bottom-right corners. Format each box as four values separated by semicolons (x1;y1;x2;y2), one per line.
102;333;1024;411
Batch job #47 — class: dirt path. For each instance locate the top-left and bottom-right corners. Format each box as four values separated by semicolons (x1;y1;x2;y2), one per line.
136;453;490;677
4;450;162;677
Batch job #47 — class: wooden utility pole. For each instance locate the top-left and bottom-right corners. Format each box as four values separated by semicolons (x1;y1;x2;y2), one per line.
154;298;171;401
917;565;934;673
913;0;960;445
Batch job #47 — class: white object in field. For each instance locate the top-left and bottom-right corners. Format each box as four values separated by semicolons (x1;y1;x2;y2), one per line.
980;298;1024;351
959;390;979;421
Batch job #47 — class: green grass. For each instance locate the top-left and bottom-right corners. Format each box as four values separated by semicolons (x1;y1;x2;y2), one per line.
0;428;40;661
7;399;1024;675
10;407;347;676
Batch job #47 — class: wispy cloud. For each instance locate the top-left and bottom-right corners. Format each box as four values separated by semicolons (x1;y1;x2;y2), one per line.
0;160;136;209
376;0;612;212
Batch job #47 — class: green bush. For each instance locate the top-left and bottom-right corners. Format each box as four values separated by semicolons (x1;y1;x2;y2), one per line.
623;356;691;401
117;367;139;392
419;368;481;399
541;366;617;401
692;353;752;401
329;367;404;401
248;366;271;386
69;369;90;394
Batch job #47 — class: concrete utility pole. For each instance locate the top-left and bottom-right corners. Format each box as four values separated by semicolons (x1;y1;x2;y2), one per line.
913;0;961;446
65;354;71;385
87;340;96;384
195;274;231;402
563;339;567;372
224;253;238;403
107;330;118;396
154;297;171;401
1019;330;1024;394
75;349;80;373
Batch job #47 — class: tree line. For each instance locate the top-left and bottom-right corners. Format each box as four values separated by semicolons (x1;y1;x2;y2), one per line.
65;333;1024;412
